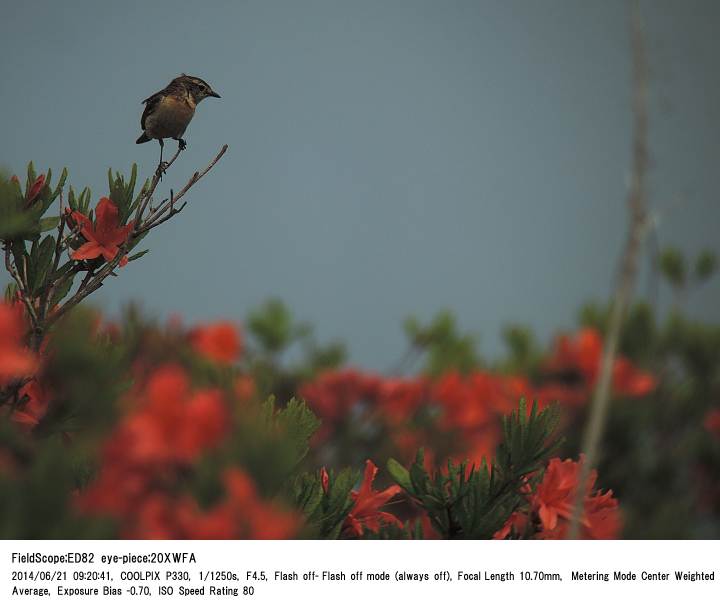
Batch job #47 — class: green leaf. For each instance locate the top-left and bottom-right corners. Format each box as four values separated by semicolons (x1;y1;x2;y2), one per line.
322;467;358;538
128;164;137;201
0;213;34;239
292;473;323;516
695;250;717;282
39;216;60;232
50;274;75;308
0;172;33;238
658;247;686;288
31;235;56;293
386;458;413;493
51;168;68;202
25;161;36;195
127;249;149;262
275;398;321;467
10;239;26;266
247;299;295;353
67;187;77;209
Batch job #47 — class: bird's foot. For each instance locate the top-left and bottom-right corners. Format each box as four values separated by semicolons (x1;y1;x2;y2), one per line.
178;138;187;151
155;161;169;179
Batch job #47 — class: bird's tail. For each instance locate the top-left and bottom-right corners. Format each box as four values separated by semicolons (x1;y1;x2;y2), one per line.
136;132;151;144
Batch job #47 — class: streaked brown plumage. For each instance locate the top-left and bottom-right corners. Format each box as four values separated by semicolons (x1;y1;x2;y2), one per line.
136;74;220;165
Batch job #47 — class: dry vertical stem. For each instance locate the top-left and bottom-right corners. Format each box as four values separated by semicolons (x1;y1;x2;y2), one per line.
567;0;650;538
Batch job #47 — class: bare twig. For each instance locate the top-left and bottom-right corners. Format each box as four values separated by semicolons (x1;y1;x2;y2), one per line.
567;0;650;538
139;144;228;232
141;201;188;233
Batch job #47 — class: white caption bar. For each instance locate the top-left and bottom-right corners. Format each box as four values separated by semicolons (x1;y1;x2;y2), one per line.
1;540;717;608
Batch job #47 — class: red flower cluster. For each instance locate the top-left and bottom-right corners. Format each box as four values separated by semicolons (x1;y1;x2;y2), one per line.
178;468;300;540
375;377;429;424
299;327;656;468
120;365;227;463
494;457;620;540
78;365;297;538
541;328;657;406
299;369;382;424
299;370;430;445
432;371;532;463
70;198;134;267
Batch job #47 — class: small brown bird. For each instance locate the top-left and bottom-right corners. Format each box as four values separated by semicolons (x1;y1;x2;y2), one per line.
136;74;221;166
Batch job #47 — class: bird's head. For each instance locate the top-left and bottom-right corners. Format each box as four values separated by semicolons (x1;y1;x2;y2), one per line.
174;74;221;103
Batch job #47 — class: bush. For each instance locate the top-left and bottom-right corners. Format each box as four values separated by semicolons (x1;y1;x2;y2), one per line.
1;161;717;539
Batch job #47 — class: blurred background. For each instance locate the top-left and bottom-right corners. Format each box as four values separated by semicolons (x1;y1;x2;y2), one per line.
1;0;718;368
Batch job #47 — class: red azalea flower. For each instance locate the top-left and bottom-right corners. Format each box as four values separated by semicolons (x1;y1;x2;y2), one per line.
344;460;403;536
532;456;620;539
70;197;134;267
77;365;240;538
169;468;301;540
581;490;622;540
543;328;656;402
320;467;329;493
219;468;300;539
11;379;50;429
432;371;494;430
534;457;581;530
416;512;442;539
234;375;256;402
493;511;529;539
79;365;229;517
128;365;228;462
612;358;657;396
458;427;502;467
190;321;243;364
432;371;526;432
431;371;531;466
0;302;37;385
375;377;428;423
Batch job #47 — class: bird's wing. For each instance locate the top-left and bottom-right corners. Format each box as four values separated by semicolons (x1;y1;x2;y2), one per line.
140;91;164;130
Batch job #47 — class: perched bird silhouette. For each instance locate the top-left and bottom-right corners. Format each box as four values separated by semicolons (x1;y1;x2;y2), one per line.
136;74;221;168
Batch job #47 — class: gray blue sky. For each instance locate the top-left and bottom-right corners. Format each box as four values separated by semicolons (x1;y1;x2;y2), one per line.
2;0;718;368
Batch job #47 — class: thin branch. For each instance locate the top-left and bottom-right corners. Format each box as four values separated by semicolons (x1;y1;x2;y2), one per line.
133;147;183;226
59;223;82;250
139;144;228;232
46;262;112;325
40;206;67;320
567;0;650;538
46;144;228;327
141;201;188;233
4;245;40;330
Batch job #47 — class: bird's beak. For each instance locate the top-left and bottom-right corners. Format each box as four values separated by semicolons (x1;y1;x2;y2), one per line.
209;90;221;98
